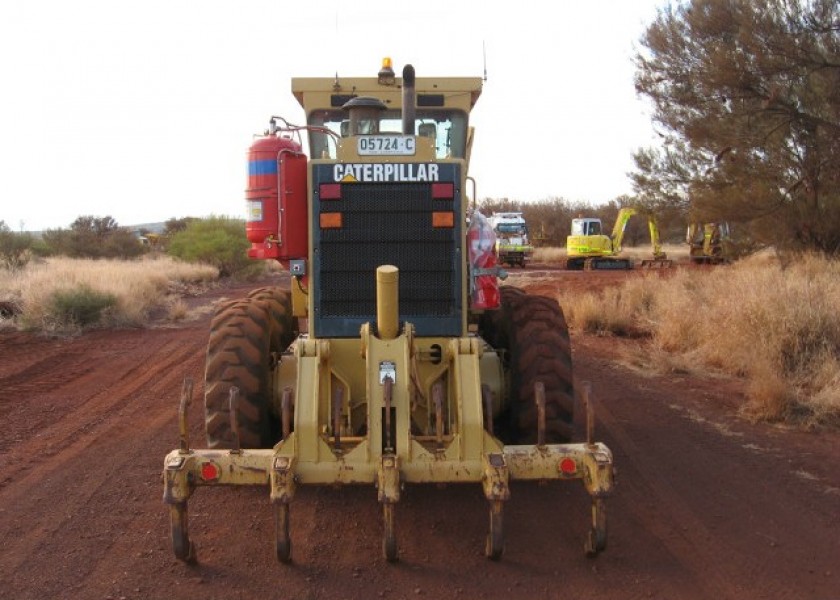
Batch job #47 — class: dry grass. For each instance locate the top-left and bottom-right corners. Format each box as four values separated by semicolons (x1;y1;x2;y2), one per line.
559;273;659;338
0;256;218;332
561;277;656;337
559;253;840;428
622;243;689;262
166;298;190;322
532;246;567;263
533;243;690;264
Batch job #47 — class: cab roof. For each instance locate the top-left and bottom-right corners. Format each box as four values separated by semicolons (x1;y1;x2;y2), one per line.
291;75;482;115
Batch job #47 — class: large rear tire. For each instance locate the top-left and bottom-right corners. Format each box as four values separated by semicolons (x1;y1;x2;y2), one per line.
480;286;575;443
204;298;277;448
247;287;297;351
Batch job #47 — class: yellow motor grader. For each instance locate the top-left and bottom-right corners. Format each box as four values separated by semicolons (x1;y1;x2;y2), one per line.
162;59;614;563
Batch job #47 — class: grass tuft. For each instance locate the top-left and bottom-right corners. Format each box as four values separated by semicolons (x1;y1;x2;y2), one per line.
48;285;117;329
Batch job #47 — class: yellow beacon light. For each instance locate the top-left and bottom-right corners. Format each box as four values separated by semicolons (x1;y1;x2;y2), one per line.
378;56;395;84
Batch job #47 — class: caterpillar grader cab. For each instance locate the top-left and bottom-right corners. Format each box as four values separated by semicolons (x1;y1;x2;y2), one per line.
162;59;614;564
488;212;534;268
566;207;672;270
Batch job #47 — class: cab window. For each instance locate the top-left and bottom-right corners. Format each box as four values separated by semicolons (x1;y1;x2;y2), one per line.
307;109;468;160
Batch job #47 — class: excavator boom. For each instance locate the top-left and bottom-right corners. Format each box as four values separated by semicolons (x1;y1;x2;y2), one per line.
609;208;637;254
638;218;672;268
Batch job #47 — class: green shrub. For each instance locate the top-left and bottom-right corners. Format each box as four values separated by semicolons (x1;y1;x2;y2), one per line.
47;285;117;328
167;216;262;278
0;221;34;270
29;238;53;258
103;228;146;259
40;216;145;259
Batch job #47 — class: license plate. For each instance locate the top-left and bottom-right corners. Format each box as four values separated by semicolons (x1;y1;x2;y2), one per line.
357;135;416;156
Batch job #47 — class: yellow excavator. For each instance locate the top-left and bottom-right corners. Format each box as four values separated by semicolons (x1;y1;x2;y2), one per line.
566;207;672;270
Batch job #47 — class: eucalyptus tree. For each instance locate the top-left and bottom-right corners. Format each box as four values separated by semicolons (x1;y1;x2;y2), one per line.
633;0;840;254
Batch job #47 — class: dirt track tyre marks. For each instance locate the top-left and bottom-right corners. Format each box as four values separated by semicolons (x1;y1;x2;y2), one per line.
0;331;207;587
204;298;276;448
0;330;117;408
0;331;202;459
589;374;815;600
480;286;575;443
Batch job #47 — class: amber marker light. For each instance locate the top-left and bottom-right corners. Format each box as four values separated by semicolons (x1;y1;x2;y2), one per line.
432;211;454;228
320;213;343;228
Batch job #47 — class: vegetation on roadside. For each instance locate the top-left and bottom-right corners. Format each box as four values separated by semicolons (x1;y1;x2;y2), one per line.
632;0;840;256
0;214;274;332
2;215;260;278
0;221;35;270
41;216;145;259
558;253;840;428
0;256;218;333
167;216;264;279
47;285;118;328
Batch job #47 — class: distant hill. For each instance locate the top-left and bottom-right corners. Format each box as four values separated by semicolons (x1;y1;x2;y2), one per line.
128;222;167;234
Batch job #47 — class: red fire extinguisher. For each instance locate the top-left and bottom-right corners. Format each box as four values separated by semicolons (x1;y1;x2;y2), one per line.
467;212;501;310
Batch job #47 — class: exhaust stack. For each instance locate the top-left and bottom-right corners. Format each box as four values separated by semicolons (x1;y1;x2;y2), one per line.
402;65;416;135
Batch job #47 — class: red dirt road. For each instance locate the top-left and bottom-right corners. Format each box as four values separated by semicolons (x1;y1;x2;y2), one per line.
1;268;837;600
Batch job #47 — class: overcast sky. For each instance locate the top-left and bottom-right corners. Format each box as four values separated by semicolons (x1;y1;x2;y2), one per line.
0;0;664;231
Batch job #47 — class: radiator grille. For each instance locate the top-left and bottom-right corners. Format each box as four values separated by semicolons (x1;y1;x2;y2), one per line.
314;176;462;337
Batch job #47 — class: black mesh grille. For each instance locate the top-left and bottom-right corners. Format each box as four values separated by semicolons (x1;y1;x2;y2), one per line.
316;180;460;335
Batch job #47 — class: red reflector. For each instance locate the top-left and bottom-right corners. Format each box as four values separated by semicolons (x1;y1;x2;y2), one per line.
201;462;220;481
559;458;577;475
432;182;454;199
320;183;341;200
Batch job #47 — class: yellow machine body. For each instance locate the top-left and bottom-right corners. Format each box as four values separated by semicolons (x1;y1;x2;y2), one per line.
163;60;614;564
566;207;672;269
687;221;732;264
